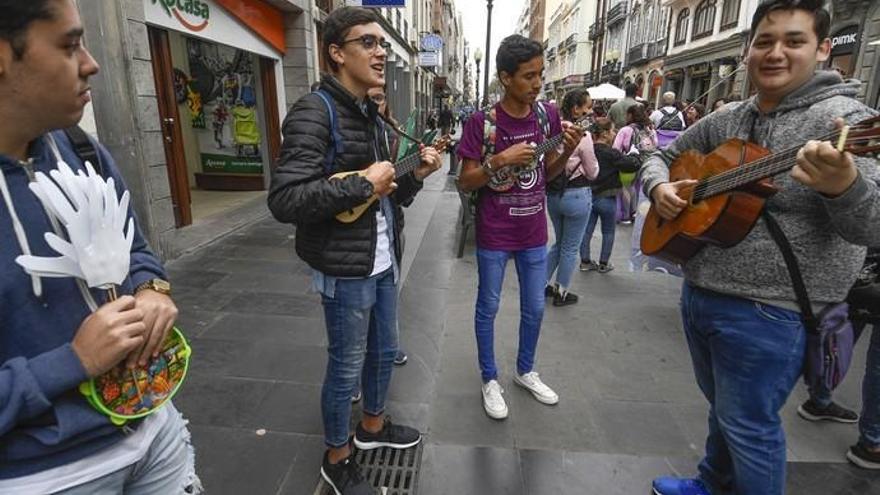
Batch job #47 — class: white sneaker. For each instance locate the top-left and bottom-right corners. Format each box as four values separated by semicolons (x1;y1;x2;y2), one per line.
514;372;559;405
481;380;508;419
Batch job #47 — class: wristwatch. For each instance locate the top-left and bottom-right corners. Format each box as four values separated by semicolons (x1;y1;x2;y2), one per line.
135;278;172;296
481;157;497;177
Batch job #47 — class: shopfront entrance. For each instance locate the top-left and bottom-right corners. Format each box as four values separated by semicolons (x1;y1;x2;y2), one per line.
144;0;284;227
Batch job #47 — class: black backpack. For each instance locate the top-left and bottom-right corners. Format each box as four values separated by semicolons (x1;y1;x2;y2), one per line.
63;126;104;176
657;107;684;131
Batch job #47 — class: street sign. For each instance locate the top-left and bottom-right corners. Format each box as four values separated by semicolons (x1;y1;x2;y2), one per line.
345;0;406;6
419;51;439;67
420;33;444;51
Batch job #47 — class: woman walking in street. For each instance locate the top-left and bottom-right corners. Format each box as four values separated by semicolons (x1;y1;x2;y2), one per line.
580;118;641;273
545;89;598;305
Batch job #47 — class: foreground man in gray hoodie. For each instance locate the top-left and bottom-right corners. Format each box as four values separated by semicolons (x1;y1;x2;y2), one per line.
645;1;880;494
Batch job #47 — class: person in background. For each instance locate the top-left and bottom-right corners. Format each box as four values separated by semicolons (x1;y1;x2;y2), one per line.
579;118;641;274
712;98;728;112
608;82;639;129
545;89;599;306
650;91;686;131
685;102;706;128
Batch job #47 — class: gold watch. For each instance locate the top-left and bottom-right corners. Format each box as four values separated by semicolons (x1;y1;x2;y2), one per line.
135;278;172;296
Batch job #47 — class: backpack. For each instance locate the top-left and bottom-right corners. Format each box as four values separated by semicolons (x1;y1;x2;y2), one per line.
314;89;346;174
63;126;104;176
657;107;684;131
627;124;657;159
232;106;260;145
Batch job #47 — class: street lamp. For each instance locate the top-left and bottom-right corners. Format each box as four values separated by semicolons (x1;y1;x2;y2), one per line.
483;0;493;107
474;48;483;108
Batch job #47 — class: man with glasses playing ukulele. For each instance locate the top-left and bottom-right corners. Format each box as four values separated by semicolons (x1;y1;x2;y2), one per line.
643;1;880;494
268;7;441;495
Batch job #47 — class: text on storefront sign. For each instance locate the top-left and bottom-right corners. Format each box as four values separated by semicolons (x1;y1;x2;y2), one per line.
153;0;211;32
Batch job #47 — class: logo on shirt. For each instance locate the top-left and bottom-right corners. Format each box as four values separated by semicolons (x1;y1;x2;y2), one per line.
517;169;539;190
509;204;543;217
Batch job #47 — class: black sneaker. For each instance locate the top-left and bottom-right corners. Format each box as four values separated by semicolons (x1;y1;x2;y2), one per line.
797;399;859;423
553;291;578;307
544;284;559;298
353;417;421;450
847;442;880;469
320;451;375;495
394;350;408;366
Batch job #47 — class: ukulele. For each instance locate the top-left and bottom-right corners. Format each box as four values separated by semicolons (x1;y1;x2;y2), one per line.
332;135;452;224
640;116;880;265
487;115;591;192
79;327;191;426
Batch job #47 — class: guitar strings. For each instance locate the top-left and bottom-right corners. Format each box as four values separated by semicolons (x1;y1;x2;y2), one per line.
699;135;877;197
692;127;875;200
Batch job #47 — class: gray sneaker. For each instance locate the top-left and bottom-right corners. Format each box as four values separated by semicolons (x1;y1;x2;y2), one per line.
579;260;599;272
597;262;614;273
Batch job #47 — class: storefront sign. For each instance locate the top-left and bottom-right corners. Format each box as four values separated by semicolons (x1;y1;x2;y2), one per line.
152;0;210;32
201;153;263;174
831;25;860;56
419;51;439;67
145;0;284;58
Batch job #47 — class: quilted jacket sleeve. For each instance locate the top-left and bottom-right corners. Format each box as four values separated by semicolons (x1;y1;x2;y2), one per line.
268;94;375;225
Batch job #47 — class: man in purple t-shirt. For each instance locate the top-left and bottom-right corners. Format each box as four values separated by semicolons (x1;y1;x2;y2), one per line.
457;35;582;420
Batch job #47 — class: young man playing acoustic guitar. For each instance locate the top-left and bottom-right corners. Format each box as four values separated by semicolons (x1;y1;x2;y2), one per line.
643;1;880;494
457;35;582;420
268;7;441;495
0;1;200;493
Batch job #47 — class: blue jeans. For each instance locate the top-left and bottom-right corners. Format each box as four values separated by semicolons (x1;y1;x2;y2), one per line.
546;187;592;290
55;404;201;494
860;325;880;448
681;284;806;495
321;269;398;448
581;195;617;264
475;246;546;383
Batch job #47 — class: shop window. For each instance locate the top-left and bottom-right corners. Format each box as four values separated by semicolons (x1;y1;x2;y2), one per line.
720;0;740;30
675;9;689;46
692;0;716;41
829;54;854;78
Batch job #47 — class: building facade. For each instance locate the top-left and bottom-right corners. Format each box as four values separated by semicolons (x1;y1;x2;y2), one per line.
545;1;597;101
828;0;880;109
82;0;314;259
661;0;754;106
620;1;670;106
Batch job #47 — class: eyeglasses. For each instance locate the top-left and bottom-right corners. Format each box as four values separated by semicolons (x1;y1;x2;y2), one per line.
339;35;391;53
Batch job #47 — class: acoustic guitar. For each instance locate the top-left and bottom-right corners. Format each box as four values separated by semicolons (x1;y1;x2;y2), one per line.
641;116;880;265
332;135;451;223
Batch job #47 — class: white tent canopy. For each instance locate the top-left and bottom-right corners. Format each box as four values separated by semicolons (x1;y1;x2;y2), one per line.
586;83;625;101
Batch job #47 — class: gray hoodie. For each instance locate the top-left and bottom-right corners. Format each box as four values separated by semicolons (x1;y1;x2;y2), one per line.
641;71;880;304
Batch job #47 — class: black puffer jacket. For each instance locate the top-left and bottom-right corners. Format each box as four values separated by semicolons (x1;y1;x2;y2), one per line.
268;76;423;277
590;143;641;196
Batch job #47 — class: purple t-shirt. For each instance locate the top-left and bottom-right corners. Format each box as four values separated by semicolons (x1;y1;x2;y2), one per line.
457;103;563;251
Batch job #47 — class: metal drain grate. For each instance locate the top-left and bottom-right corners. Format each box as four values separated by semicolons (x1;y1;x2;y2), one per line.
354;443;423;494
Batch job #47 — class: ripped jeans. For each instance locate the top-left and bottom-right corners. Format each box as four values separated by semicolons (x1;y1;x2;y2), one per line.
321;269;398;447
55;403;202;494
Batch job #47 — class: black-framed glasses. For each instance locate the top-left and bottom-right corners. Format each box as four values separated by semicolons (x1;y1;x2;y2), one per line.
339;35;391;53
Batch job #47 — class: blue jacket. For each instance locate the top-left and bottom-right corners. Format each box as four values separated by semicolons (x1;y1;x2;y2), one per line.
0;131;166;478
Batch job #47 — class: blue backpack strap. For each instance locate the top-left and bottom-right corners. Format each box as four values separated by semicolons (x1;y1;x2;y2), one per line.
533;101;551;140
314;89;344;174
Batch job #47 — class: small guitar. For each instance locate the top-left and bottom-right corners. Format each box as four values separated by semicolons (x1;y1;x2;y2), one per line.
640;116;880;265
488;115;591;192
79;327;191;426
332;135;452;224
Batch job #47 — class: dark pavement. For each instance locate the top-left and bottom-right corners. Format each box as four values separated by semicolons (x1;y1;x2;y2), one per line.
168;158;880;494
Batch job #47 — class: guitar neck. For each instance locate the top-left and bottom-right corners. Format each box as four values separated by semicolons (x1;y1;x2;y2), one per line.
394;152;422;179
532;115;588;157
693;146;800;201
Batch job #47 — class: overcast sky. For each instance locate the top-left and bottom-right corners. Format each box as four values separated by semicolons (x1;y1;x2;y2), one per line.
459;0;527;91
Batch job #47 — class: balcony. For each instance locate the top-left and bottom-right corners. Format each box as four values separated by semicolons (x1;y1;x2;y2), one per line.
601;61;622;78
606;2;627;27
563;34;577;51
648;39;667;59
627;43;647;66
316;0;332;13
588;21;604;40
546;46;557;60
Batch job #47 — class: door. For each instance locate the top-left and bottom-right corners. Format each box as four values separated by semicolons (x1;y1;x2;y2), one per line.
148;27;192;227
259;57;282;168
